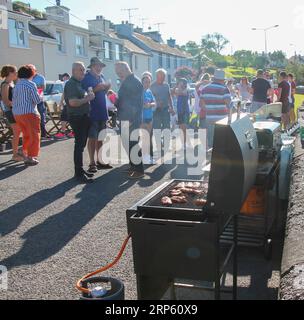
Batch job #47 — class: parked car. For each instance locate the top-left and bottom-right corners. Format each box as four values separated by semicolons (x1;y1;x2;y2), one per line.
43;81;64;111
296;86;304;95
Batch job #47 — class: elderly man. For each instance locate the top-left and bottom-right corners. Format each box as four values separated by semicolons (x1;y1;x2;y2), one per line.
151;69;174;128
200;69;232;148
82;57;112;173
150;69;174;157
115;61;144;179
64;62;95;183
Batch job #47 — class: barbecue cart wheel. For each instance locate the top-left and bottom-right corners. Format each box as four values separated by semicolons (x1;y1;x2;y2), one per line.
264;239;272;260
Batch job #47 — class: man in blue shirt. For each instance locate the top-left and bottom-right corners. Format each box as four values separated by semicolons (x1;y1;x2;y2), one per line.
82;57;113;173
30;65;48;139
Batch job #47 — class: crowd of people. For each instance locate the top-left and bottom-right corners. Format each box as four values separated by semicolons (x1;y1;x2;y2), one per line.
0;57;299;183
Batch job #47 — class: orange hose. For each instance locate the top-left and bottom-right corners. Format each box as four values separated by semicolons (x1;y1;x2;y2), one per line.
76;233;132;295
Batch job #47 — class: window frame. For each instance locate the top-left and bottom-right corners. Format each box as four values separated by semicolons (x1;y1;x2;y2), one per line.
104;40;113;60
166;54;171;68
8;18;27;48
56;30;64;53
75;34;86;57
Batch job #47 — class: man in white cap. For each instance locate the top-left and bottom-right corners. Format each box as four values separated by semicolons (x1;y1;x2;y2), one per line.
199;69;232;148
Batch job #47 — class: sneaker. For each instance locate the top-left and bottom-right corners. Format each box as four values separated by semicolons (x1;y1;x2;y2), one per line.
75;174;94;184
54;132;67;140
81;170;94;178
128;171;145;179
67;132;75;138
24;158;39;166
96;161;113;170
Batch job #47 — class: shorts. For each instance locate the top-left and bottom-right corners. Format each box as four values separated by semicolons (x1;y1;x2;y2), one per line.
88;120;107;139
177;112;190;125
142;118;152;124
4;110;16;124
60;105;69;122
282;103;291;114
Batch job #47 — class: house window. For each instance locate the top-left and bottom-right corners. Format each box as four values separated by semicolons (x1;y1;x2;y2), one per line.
174;57;178;69
56;31;64;52
75;34;86;56
104;41;112;60
166;55;171;68
134;55;138;70
158;53;163;68
8;18;27;47
115;44;123;60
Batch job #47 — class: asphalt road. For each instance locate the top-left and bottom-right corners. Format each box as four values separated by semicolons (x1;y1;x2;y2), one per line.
0;138;282;300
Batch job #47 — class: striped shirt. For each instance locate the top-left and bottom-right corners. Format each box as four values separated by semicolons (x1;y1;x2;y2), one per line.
200;82;231;122
12;79;41;116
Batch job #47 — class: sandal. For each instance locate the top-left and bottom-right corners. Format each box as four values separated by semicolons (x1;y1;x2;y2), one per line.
88;164;98;173
12;155;25;162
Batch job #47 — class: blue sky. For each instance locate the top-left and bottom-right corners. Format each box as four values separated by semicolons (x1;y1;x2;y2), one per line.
28;0;304;57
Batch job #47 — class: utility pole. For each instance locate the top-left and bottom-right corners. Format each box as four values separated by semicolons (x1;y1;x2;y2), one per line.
252;25;279;55
121;8;139;23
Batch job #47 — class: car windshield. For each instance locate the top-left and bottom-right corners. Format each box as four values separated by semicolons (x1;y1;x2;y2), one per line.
44;83;63;95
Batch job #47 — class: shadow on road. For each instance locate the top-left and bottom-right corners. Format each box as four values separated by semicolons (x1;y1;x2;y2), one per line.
0;168;137;270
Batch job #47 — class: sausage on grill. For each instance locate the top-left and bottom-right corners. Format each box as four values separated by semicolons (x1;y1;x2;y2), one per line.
195;199;207;206
161;196;173;206
171;196;188;204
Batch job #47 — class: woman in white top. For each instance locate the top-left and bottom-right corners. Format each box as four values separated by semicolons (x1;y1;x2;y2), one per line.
236;77;252;101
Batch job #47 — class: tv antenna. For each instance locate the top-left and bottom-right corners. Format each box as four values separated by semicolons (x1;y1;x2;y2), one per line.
154;22;165;32
140;18;148;30
121;8;139;23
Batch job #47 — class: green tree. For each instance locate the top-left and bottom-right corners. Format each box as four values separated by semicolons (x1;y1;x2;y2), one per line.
268;51;287;68
201;33;229;54
253;54;269;70
233;50;254;71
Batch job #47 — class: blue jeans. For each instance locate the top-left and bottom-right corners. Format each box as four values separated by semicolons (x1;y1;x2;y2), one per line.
37;102;47;137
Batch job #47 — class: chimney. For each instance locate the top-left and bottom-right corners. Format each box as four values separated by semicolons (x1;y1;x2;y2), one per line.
167;38;176;48
45;1;70;24
88;15;111;33
115;21;134;38
143;31;162;43
0;0;13;11
134;26;143;34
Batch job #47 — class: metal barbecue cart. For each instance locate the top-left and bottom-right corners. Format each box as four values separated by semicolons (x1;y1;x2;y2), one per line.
221;121;282;260
126;114;259;300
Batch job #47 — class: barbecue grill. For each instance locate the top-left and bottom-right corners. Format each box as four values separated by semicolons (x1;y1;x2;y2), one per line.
126;114;259;300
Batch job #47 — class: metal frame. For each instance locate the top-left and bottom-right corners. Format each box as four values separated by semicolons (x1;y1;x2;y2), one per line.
221;161;280;259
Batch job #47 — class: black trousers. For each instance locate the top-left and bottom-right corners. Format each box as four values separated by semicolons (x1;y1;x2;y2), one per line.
120;122;144;173
69;114;90;176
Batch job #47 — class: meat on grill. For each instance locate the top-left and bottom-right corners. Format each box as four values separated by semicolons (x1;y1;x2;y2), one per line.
171;196;188;204
169;189;183;197
194;199;207;206
161;196;173;206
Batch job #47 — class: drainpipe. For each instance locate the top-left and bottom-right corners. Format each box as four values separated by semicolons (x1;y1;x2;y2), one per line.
42;39;47;78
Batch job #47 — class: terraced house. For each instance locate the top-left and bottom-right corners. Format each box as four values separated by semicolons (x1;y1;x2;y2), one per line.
0;0;192;88
115;22;193;85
